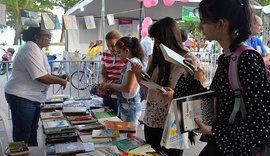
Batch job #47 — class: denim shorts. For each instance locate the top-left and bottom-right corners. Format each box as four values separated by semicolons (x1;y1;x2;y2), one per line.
117;92;142;126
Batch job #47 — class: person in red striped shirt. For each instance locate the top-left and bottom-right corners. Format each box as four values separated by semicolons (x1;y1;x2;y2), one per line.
100;30;126;113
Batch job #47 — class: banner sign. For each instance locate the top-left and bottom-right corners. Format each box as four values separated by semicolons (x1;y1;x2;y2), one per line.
182;6;199;22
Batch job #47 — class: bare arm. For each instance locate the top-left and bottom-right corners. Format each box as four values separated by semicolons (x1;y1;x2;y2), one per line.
36;74;67;88
100;64;107;83
104;71;137;93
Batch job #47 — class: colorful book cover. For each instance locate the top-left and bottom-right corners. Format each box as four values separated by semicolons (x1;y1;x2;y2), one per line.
112;137;146;152
8;141;29;156
42;119;70;130
70;119;98;125
94;111;117;119
42;103;63;110
79;135;112;143
105;121;136;133
92;129;120;138
40;111;64;120
67;115;93;121
75;122;105;131
55;142;85;155
173;90;217;133
76;146;120;156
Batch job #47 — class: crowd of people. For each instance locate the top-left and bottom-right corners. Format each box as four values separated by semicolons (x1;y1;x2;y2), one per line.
4;0;270;155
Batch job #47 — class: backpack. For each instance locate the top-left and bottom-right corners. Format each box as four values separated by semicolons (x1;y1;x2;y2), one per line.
228;45;270;156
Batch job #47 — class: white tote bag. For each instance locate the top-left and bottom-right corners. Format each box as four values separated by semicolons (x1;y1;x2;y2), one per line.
160;104;189;149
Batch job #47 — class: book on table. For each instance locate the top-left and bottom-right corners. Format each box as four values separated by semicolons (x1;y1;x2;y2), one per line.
40;111;64;120
67;115;94;121
6;141;29;156
79;135;112;143
75;145;120;156
91;129;120;138
93;110;117;119
45;131;78;144
55;142;85;155
123;144;156;155
63;101;87;114
105;120;136;133
41;103;63;111
159;44;194;75
42;119;72;134
74;122;105;131
112;137;146;152
172;90;217;133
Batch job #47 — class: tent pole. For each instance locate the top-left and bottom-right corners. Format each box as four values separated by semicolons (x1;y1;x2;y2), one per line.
139;2;143;40
101;0;106;51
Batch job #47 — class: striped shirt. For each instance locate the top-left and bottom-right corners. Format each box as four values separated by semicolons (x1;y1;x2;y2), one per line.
101;49;126;82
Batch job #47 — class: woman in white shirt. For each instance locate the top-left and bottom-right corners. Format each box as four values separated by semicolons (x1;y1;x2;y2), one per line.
4;26;68;146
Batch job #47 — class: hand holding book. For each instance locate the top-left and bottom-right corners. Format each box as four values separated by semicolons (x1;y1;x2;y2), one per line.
194;118;213;135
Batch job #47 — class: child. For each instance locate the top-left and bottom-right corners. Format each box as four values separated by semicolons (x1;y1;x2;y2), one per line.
103;37;144;132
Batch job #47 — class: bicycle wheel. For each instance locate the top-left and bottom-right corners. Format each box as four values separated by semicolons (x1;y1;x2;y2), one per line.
0;63;7;75
71;71;89;90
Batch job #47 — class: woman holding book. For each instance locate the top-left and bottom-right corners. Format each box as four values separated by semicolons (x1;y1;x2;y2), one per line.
4;26;68;146
103;37;144;132
174;0;270;155
131;17;203;155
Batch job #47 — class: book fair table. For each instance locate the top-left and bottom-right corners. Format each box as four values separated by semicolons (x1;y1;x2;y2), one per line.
39;95;158;156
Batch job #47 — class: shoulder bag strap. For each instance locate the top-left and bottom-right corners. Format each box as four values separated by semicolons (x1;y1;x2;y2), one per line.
228;46;254;124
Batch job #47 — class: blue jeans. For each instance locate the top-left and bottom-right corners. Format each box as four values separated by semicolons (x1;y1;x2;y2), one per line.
5;93;41;146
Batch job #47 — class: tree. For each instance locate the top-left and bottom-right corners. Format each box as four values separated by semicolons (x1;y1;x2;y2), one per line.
256;0;270;6
0;0;79;45
0;0;55;45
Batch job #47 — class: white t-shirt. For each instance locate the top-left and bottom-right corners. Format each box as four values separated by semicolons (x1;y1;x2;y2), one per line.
205;40;214;52
121;57;142;99
140;36;154;68
5;41;51;102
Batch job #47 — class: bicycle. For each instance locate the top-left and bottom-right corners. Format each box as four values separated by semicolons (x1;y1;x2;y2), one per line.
70;56;98;90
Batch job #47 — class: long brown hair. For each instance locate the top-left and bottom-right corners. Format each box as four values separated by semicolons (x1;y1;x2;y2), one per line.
147;17;188;86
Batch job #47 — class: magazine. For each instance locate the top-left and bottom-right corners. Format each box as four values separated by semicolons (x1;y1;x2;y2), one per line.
173;90;217;133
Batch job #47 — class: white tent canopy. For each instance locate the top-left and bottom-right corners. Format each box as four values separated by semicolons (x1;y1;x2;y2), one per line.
64;0;201;52
66;0;200;20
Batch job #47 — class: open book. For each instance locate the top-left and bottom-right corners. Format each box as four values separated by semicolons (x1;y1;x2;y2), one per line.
140;80;166;92
172;91;217;133
159;44;194;75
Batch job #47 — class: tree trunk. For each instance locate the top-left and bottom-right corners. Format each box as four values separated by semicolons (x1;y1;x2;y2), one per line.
13;27;22;45
60;27;65;43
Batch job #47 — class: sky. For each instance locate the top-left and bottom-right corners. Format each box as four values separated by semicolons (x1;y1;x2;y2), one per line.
0;7;65;45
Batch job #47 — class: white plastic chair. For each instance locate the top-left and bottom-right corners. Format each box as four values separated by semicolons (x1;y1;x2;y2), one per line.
0;111;12;156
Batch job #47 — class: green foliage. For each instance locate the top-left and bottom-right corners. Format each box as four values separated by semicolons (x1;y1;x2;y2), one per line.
0;0;80;44
178;20;204;41
256;0;270;6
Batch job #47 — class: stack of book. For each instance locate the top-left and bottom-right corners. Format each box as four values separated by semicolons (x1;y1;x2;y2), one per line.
105;120;136;133
67;115;98;125
112;137;146;152
42;119;77;144
75;145;120;156
63;101;87;114
74;122;105;131
92;129;120;138
41;103;63;111
6;141;29;156
40;111;64;120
